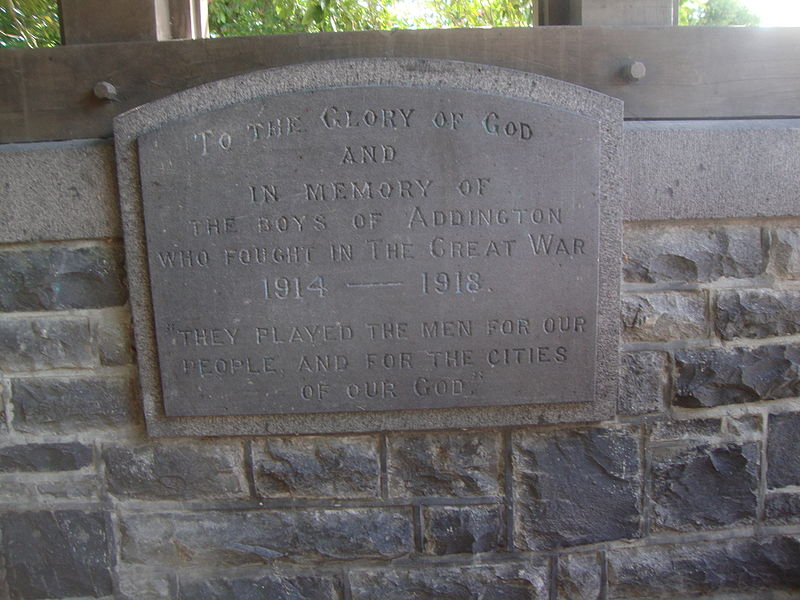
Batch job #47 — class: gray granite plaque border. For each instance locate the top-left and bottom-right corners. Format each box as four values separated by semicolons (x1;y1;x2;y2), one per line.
114;58;622;436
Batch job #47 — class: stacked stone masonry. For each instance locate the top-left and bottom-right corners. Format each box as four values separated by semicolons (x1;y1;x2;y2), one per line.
1;218;799;599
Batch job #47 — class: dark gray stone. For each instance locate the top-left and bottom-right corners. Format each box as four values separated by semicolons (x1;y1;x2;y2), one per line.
0;510;114;600
423;505;504;555
0;442;92;473
558;553;602;600
765;492;800;523
388;432;502;498
121;508;413;566
715;289;800;340
11;376;135;432
349;562;549;600
252;436;380;499
674;345;800;408
769;227;800;279
623;224;766;283
0;317;94;372
94;308;134;366
767;412;800;488
621;291;706;342
0;244;127;312
607;536;800;598
649;418;721;442
179;573;340;600
650;443;758;531
618;351;667;415
117;566;173;600
104;442;247;499
513;428;641;550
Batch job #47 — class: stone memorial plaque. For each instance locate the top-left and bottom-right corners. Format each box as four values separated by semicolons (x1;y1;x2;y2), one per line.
115;59;622;435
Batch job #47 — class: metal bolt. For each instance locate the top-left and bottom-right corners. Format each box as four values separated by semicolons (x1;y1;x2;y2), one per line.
622;61;646;83
93;81;118;101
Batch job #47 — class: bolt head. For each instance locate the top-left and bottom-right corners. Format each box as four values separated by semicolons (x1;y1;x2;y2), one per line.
623;61;646;82
93;81;118;101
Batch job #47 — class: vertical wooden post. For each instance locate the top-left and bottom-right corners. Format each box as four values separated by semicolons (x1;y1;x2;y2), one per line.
541;0;676;25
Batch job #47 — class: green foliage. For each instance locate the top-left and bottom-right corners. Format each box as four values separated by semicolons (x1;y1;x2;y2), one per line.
0;0;60;47
678;0;759;26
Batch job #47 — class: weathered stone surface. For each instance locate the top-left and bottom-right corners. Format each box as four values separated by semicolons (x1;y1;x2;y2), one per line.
607;536;800;598
558;553;602;600
650;443;758;531
349;562;549;600
674;345;800;408
0;317;95;372
618;351;667;415
514;428;640;550
252;436;379;499
117;566;173;600
0;244;127;312
621;291;706;342
767;412;800;488
766;492;800;523
725;414;762;436
623;224;766;283
0;442;92;473
11;376;135;432
0;510;114;599
387;432;501;498
0;476;102;505
121;508;413;566
104;442;247;499
715;289;800;340
93;308;134;366
423;505;504;555
769;227;800;279
178;573;340;600
649;418;721;442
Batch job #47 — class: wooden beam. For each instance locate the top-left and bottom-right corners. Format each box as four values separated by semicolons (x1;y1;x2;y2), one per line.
2;27;800;143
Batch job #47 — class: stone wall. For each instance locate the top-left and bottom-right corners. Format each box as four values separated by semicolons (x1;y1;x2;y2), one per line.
1;132;799;599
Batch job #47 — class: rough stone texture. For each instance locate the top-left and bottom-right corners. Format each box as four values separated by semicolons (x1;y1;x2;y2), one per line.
0;510;115;599
104;442;247;500
766;492;800;523
767;412;800;488
621;291;707;341
607;536;800;598
769;227;800;279
252;436;380;499
715;289;800;340
0;442;92;473
93;308;134;366
117;566;173;600
387;432;502;498
178;573;341;600
650;443;759;531
0;476;102;505
623;224;766;283
618;351;667;415
121;508;413;566
725;414;763;437
674;345;800;408
0;317;94;372
558;553;602;600
649;418;721;442
514;428;640;550
349;562;549;600
0;244;127;312
11;376;135;432
423;505;504;555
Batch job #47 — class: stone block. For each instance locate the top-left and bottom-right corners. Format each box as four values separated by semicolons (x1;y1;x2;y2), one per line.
766;492;800;523
623;224;766;283
767;412;800;488
93;308;134;366
649;418;721;442
513;428;640;550
769;227;800;278
252;435;380;499
423;505;504;555
178;573;340;600
0;316;94;372
621;291;706;342
348;562;549;600
117;566;173;600
607;536;800;597
0;244;127;312
0;510;114;599
650;443;758;531
674;345;800;408
0;441;92;473
104;442;247;500
618;351;667;415
121;508;413;566
11;376;135;432
716;288;800;341
387;431;502;498
558;553;602;600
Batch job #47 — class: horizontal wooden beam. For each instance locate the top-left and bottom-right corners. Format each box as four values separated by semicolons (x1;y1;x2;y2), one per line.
2;27;800;143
